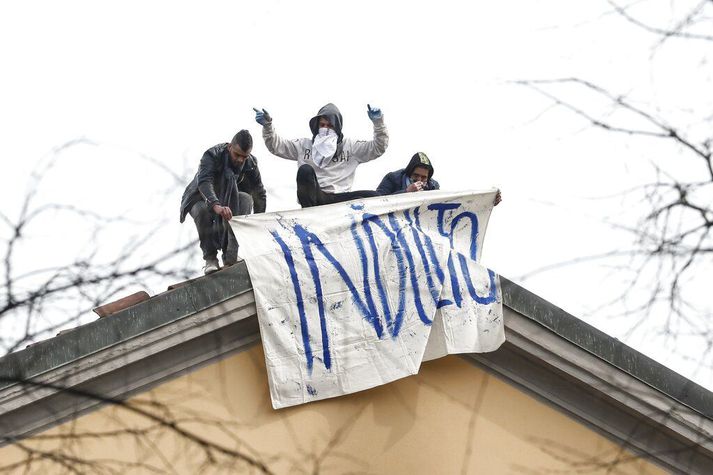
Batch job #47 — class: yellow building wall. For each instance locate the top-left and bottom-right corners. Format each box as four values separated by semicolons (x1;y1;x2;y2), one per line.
1;345;664;474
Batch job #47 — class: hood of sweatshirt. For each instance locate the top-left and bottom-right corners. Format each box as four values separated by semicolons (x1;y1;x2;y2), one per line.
309;103;344;144
404;152;434;180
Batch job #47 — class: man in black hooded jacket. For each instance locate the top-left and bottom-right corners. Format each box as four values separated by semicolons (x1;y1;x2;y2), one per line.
377;152;502;205
179;130;266;274
377;152;440;195
254;103;388;207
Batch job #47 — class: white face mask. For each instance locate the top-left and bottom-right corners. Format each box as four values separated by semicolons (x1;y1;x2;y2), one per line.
312;127;338;166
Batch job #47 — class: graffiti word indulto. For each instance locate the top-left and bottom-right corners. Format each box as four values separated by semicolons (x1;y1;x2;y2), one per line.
270;202;497;373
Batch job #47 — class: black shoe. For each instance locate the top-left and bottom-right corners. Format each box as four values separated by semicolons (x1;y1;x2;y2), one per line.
223;255;241;267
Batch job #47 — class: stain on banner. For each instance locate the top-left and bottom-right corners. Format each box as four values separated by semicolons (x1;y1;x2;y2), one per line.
231;190;504;409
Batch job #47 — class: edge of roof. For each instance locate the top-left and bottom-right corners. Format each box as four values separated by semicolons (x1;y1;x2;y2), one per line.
0;262;253;391
0;265;710;419
500;277;713;419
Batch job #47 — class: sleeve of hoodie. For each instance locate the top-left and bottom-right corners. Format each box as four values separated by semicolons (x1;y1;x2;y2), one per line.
262;123;304;161
351;117;389;164
196;149;221;208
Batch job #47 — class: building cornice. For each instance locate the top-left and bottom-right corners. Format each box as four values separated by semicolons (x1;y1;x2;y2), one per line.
1;267;711;473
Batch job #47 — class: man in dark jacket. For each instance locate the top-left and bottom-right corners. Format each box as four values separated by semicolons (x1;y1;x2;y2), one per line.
377;152;440;195
377;152;502;206
179;130;266;274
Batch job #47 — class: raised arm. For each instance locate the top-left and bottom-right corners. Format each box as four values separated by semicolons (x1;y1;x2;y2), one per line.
254;107;302;161
352;104;389;163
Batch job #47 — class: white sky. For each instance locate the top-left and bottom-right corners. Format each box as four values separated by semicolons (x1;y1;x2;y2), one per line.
1;1;711;388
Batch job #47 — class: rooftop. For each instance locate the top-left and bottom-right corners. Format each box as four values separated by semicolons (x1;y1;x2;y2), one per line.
1;262;712;473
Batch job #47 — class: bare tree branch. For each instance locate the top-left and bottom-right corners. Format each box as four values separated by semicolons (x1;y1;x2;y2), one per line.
607;0;713;43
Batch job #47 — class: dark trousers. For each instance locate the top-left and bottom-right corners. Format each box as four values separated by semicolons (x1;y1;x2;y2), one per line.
189;192;253;264
296;164;379;208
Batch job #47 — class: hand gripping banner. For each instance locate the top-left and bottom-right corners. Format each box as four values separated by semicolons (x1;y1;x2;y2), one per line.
231;190;504;409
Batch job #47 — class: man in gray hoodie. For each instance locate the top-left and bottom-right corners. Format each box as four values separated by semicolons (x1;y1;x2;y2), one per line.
254;103;388;207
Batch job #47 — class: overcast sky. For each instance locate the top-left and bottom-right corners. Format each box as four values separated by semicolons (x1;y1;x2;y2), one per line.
2;1;710;388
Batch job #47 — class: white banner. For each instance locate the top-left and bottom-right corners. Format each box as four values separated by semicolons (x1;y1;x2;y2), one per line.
231;190;504;409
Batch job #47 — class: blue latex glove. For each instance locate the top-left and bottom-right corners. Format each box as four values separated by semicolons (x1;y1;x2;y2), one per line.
253;107;272;126
367;104;383;121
